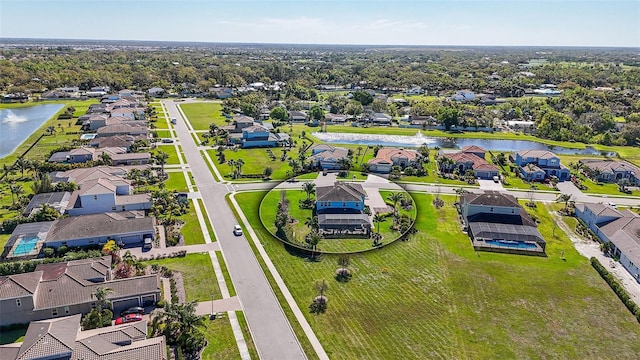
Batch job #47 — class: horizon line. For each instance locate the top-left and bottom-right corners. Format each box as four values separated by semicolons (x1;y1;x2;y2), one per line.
1;37;639;50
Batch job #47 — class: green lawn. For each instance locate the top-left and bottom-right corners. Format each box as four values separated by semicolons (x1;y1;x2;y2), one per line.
164;172;189;192
209;147;305;180
153;145;181;165
154;130;172;139
236;191;640;359
179;200;206;245
180;102;228;130
201;311;258;360
196;198;216;242
145;253;222;301
0;234;10;249
216;252;236;297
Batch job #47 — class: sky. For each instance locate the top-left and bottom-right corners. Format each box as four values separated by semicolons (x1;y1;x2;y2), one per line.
1;0;639;47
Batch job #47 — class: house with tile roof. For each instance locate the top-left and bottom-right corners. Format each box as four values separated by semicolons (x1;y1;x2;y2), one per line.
368;148;421;174
90;135;148;150
0;257;160;326
0;314;167;360
66;178;151;216
461;191;546;254
512;150;570;181
97;124;148;138
575;203;640;280
579;159;639;185
438;146;500;180
23;192;71;217
309;144;350;170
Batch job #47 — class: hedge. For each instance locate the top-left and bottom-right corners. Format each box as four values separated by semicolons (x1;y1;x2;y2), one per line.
590;257;640;323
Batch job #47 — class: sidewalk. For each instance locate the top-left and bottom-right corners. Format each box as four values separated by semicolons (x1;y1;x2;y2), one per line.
122;240;220;260
195;296;243;316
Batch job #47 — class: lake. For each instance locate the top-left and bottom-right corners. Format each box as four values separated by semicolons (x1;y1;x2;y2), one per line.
312;131;616;156
0;104;64;158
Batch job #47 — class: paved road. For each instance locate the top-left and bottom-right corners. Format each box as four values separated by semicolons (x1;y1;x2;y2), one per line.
164;101;306;360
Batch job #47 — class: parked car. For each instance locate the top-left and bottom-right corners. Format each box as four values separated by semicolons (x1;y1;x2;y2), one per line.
161;138;174;143
233;224;243;236
120;306;144;317
143;237;153;250
171;118;177;124
115;313;143;325
493;176;500;183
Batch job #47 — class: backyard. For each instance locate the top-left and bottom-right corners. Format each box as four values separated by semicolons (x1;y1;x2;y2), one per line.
236;190;640;359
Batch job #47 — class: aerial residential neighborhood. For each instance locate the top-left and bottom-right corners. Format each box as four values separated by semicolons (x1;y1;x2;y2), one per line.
1;2;640;359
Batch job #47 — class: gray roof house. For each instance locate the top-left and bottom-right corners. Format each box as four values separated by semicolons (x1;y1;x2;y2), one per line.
461;191;545;255
0;314;167;360
579;159;639;184
66;178;151;216
575;203;640;280
309;144;349;170
0;257;161;326
316;182;370;237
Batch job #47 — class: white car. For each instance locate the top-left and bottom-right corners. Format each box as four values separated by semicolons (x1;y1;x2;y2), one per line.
233;225;243;236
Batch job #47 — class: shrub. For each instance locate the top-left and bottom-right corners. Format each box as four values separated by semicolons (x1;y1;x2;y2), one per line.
591;257;640;323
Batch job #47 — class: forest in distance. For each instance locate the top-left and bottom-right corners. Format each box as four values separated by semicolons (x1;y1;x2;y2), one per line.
2;39;640;146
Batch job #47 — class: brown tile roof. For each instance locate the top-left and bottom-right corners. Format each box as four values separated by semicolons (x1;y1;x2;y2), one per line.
0;272;42;298
16;314;80;360
579;159;640;174
369;148;419;164
461;145;486;154
46;213;154;243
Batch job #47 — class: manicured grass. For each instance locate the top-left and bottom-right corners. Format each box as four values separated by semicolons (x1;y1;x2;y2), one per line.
236;191;640;359
196;198;216;241
0;325;27;345
209;147;305;180
0;234;10;249
153;145;181;165
154;130;172;139
180;102;228;130
151;118;169;129
145;253;222;301
0;99;99;164
164;172;189;192
236;311;259;360
201;315;242;360
179;200;206;246
216;252;236;297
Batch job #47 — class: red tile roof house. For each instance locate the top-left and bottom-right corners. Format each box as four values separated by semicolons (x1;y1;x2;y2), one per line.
437;146;500;180
0;314;167;360
368;148;421;174
0;257;160;326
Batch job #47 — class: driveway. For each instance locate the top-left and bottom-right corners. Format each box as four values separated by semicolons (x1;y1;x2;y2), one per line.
478;179;505;191
557;181;584;197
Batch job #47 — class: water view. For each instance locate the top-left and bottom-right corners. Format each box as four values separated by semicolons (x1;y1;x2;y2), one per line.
312;131;615;156
0;104;64;158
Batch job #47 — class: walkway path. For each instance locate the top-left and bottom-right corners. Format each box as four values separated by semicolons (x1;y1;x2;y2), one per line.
195;297;243;316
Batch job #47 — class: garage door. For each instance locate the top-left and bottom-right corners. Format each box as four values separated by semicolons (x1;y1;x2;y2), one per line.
112;297;140;313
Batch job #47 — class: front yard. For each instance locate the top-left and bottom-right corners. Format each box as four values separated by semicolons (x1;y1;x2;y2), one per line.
236;190;640;359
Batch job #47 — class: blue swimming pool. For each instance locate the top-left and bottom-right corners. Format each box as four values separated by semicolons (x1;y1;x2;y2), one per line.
13;236;40;256
80;133;97;140
485;240;537;249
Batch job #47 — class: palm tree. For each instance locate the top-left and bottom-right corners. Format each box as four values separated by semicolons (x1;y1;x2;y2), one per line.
373;213;383;234
387;192;404;214
45;125;56;136
337;157;352;171
556;193;572;212
154;151;169;175
314;280;328;300
14;157;30;178
236;158;245;178
302;182;316;200
93;286;114;310
454;187;469;203
288;159;300;175
304;216;319;230
100;152;113;166
227;159;237;178
9;182;23;205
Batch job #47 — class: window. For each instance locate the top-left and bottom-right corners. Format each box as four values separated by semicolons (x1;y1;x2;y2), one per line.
94;195;98;200
16;299;21;307
91;302;96;309
64;306;70;314
490;207;494;212
343;202;346;207
52;308;58;316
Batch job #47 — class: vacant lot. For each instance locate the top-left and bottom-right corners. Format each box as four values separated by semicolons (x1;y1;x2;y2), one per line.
236;191;640;359
180;102;228;130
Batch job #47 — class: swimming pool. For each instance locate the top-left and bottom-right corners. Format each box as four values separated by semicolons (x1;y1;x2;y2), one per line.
13;236;40;256
484;240;538;249
80;133;97;140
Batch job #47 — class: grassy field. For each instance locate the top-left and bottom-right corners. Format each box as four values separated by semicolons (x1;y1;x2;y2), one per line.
179;200;206;246
180;102;228;130
153;145;181;165
209;147;305;180
236;191;640;359
164;172;189;192
145;253;222;301
201;311;259;360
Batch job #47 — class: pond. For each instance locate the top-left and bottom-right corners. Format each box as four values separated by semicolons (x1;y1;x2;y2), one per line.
0;104;64;158
312;131;616;156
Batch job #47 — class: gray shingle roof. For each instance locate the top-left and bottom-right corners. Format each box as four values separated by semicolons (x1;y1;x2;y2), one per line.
462;191;520;208
316;182;366;202
45;213;154;243
23;192;71;217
